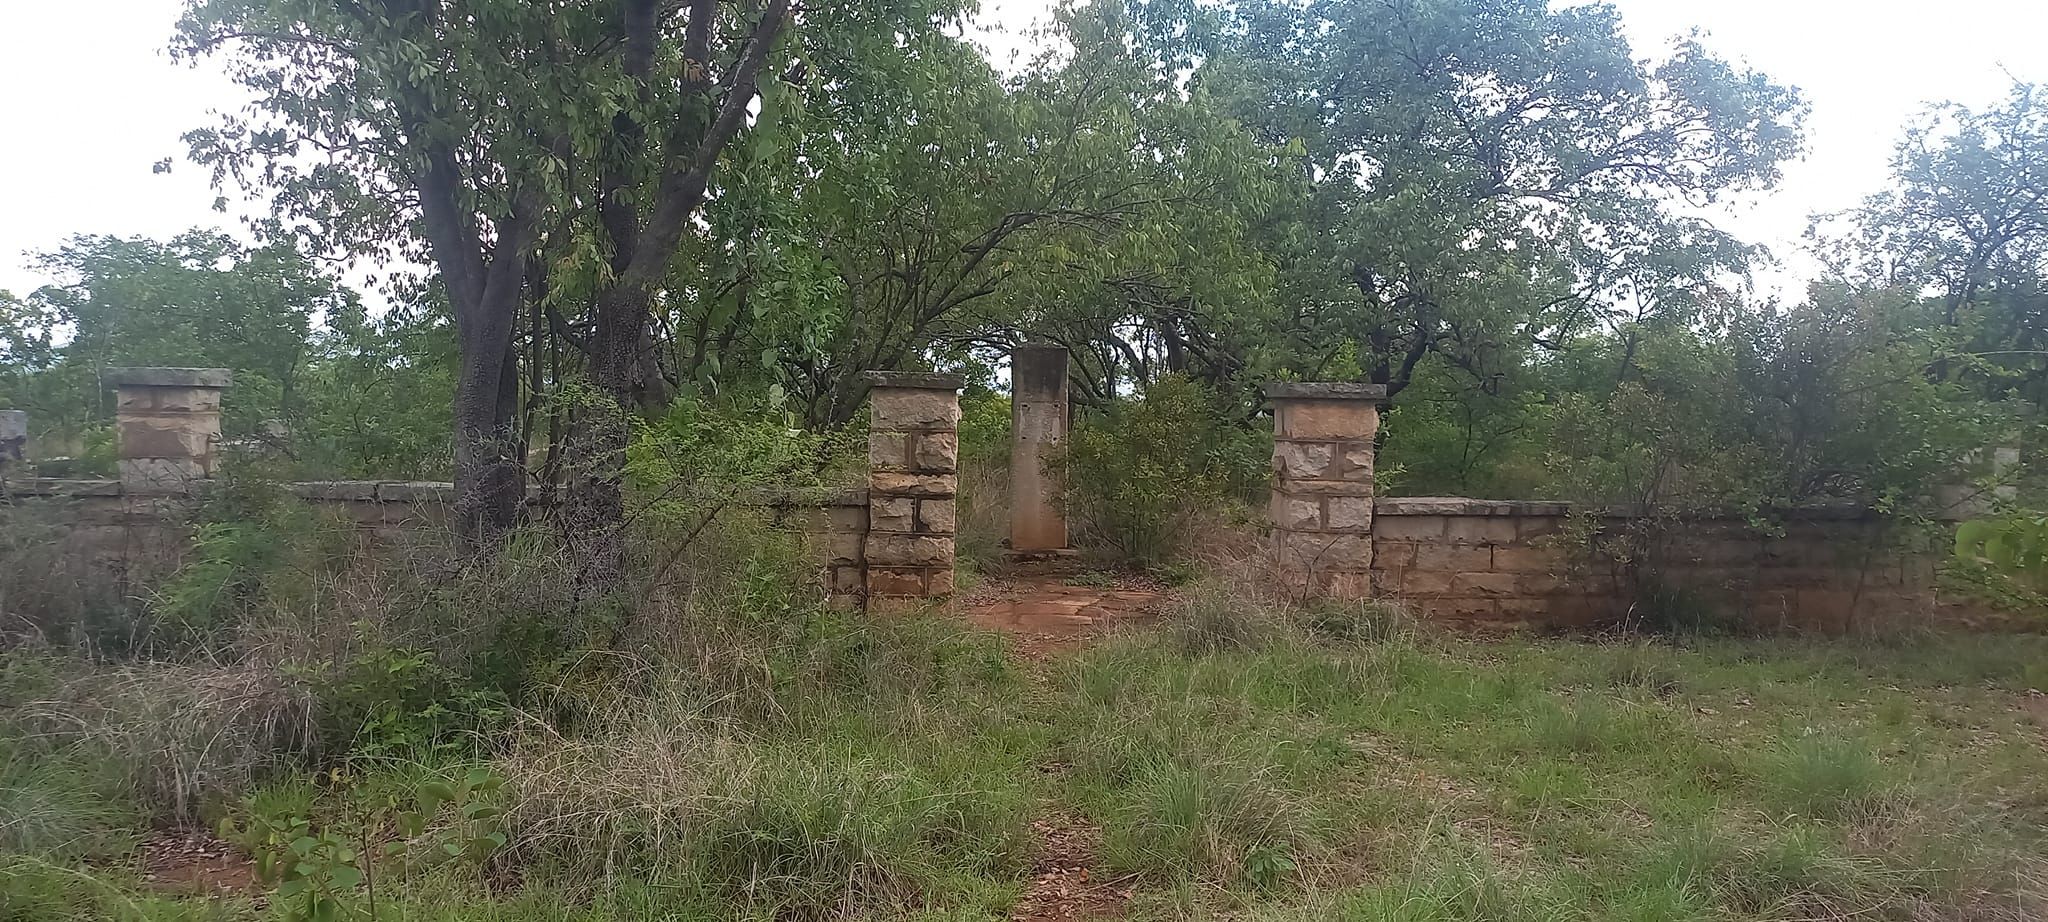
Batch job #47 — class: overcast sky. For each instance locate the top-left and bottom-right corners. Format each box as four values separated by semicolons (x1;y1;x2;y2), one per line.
1;1;2043;301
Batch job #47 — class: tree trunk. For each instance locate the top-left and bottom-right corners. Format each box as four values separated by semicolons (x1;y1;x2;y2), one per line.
451;330;523;547
563;282;655;589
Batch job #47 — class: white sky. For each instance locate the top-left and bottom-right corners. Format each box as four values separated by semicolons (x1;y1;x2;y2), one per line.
1;1;2043;302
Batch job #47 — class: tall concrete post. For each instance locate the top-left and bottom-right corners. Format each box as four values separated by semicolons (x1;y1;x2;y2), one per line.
863;371;962;603
1009;345;1070;554
1266;382;1385;598
109;368;231;491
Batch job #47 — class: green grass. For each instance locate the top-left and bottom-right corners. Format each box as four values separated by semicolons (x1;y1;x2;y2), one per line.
6;612;2048;920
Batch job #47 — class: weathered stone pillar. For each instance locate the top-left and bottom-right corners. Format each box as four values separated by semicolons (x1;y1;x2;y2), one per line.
864;372;962;602
110;368;231;491
1266;382;1385;598
1009;344;1070;554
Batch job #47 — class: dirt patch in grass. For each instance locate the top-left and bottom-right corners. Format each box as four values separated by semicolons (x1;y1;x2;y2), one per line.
137;829;258;898
1012;812;1132;921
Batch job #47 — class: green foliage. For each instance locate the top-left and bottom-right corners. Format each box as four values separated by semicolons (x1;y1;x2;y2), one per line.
304;647;508;762
1054;376;1267;568
152;473;354;649
1955;512;2048;595
221;767;509;922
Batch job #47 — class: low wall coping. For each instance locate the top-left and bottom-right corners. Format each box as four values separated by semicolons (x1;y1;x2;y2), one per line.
862;371;965;390
1375;497;1571;516
106;368;233;388
1263;382;1388;401
3;478;125;497
1373;496;1888;521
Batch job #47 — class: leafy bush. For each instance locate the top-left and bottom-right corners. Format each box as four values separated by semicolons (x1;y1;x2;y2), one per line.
1954;512;2048;595
1053;376;1267;569
153;471;357;651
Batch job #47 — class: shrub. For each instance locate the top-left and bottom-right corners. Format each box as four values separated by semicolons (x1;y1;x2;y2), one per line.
0;655;314;823
1053;376;1267;570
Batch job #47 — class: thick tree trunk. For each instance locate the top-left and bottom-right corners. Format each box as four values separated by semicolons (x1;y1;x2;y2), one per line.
451;332;523;546
563;282;655;589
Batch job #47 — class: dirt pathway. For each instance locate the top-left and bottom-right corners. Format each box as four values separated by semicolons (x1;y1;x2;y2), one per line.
957;574;1172;657
956;573;1176;920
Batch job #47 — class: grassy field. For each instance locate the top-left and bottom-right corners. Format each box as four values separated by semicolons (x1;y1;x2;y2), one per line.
5;594;2048;921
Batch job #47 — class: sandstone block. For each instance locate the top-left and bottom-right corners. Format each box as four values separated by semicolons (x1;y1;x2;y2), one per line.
117;418;216;460
118;457;207;490
1408;597;1501;624
868;432;911;470
871;472;956;498
1270;494;1322;531
1410;544;1493;571
1400;568;1455;595
1372;514;1446;540
827;504;868;533
1450;571;1519;595
825;532;863;566
1275;531;1372;568
865;534;953;568
866;567;928;597
869;496;915;533
1273;441;1334;479
829;564;865;593
1321;570;1374;599
1442;517;1519;546
912;432;959;471
1335;442;1375;477
1278;400;1379;440
926;567;956;596
1275;478;1374;496
1489;546;1564;573
1326;496;1373;532
871;389;961;430
916;498;956;535
146;386;225;413
1373;541;1418;569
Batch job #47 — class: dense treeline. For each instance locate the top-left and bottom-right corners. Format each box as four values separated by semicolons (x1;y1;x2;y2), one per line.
0;0;2041;572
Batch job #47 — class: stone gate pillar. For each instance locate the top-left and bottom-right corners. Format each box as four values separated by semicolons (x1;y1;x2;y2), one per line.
864;372;962;603
1266;382;1385;598
1009;344;1070;554
109;368;231;491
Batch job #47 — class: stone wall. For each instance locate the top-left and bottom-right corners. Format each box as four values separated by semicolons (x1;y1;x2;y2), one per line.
1369;497;1989;633
1;367;965;614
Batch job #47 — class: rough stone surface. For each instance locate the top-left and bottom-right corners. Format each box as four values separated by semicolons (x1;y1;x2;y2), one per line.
1363;501;1997;634
915;498;955;535
1279;401;1381;441
871;388;962;430
912;432;959;472
1270;494;1321;531
1272;441;1334;479
871;472;958;499
1325;496;1373;532
1009;345;1071;553
870;496;915;533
